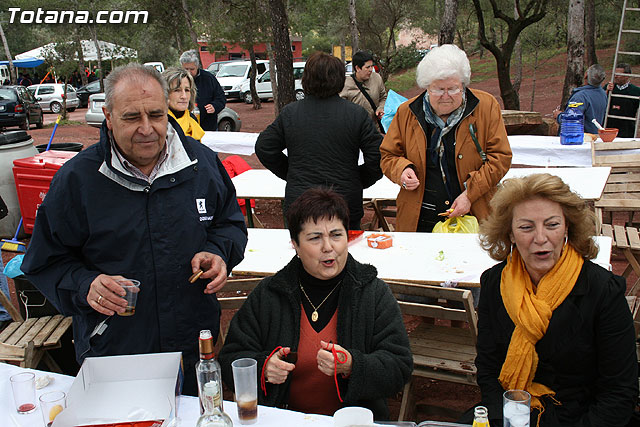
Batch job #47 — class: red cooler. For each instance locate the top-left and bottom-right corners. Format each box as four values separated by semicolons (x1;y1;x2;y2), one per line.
13;150;77;234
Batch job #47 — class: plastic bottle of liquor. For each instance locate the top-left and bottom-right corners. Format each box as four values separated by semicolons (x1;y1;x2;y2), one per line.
195;330;232;426
472;405;490;427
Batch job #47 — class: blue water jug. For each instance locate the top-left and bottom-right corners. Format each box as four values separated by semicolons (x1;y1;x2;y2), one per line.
560;102;584;145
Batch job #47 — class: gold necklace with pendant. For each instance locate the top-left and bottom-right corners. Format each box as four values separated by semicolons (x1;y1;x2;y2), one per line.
299;279;342;322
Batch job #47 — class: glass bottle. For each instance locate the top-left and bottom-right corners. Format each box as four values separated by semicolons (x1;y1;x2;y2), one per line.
472;405;490;427
195;330;232;426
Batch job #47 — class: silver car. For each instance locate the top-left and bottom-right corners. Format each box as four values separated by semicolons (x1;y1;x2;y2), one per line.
28;84;80;113
85;93;242;132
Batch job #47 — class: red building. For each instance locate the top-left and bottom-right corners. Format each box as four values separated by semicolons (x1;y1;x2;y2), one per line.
198;36;303;68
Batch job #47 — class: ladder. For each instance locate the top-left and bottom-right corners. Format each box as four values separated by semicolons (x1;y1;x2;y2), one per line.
604;0;640;138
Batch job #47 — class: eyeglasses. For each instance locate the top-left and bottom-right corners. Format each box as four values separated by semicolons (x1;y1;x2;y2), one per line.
428;87;462;97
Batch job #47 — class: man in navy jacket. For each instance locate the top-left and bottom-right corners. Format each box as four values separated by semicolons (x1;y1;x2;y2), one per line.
180;50;226;131
21;64;247;395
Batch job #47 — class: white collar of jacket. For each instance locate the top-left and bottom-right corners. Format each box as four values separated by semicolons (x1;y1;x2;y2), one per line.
99;123;197;191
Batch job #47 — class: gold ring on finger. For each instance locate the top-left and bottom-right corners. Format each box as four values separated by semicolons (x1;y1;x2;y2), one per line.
97;295;103;305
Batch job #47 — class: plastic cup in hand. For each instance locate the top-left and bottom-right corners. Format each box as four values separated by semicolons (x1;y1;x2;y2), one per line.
116;278;140;316
10;372;37;414
503;389;531;427
231;358;258;425
39;391;66;426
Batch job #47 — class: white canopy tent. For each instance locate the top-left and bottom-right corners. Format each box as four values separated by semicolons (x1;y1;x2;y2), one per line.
15;40;137;61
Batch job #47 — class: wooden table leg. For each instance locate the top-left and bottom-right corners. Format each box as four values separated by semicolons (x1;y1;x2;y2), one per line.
244;199;254;228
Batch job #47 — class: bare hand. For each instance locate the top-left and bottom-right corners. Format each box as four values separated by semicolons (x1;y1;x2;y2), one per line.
606;82;614;92
449;190;471;217
553;105;562;119
204;104;215;114
264;347;295;384
400;167;420;191
376;109;384;119
87;274;128;316
191;252;227;294
317;340;352;377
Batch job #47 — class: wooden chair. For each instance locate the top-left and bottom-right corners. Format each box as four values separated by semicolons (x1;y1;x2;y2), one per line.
368;198;397;232
386;281;478;422
591;140;640;232
601;224;640;296
216;277;261;345
0;288;72;372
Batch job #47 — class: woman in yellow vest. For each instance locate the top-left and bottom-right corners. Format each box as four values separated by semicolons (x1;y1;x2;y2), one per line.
162;67;205;141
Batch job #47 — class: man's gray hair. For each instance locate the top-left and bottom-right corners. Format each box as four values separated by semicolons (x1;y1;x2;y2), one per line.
416;44;471;89
104;63;168;112
586;64;606;86
179;50;200;67
162;67;198;111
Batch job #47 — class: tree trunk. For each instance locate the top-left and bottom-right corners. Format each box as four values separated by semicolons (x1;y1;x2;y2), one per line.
585;0;597;66
561;0;585;106
73;29;88;87
340;36;346;63
512;2;522;95
181;0;202;65
457;29;465;52
268;0;295;112
349;0;359;53
439;0;459;46
530;46;539;111
87;24;104;96
266;43;278;116
248;46;262;110
0;22;16;84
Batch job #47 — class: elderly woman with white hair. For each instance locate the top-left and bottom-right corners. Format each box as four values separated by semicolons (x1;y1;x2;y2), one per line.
380;44;512;232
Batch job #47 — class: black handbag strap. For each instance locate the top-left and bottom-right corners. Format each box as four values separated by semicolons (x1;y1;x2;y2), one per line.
352;75;385;134
469;123;487;163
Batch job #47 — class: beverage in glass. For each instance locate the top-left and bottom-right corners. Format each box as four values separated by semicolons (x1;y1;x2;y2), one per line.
503;390;531;427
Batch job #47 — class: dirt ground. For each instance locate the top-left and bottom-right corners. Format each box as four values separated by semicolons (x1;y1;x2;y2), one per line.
3;48;637;423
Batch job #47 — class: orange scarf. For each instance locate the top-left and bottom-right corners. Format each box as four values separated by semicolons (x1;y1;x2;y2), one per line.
499;244;583;411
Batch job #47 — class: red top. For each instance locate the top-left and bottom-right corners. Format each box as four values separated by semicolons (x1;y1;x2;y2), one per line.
287;306;341;416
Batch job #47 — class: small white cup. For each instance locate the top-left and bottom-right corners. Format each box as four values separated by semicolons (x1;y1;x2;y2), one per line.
333;406;374;427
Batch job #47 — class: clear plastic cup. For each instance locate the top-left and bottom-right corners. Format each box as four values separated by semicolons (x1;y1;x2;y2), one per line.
231;358;258;424
116;278;140;316
39;390;66;426
10;372;36;414
503;389;531;427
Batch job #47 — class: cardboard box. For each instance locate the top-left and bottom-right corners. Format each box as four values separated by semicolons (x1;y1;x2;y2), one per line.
53;352;182;427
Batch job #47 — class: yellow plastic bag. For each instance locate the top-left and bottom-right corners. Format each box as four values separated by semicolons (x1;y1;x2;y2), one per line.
432;215;479;234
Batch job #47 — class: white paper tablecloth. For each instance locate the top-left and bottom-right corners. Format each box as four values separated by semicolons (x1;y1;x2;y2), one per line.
233;230;613;286
501;167;611;200
201;131;259;156
0;363;332;427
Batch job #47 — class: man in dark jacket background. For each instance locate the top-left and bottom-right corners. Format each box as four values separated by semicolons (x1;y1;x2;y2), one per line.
180;50;226;131
21;64;248;395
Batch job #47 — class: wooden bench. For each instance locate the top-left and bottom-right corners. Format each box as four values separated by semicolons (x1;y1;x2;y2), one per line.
591;140;640;231
0;288;72;372
601;224;640;296
387;281;478;422
216;277;261;346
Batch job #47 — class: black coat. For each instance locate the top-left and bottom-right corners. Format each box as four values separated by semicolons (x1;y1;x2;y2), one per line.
255;94;383;229
474;260;638;426
194;68;226;131
218;255;413;420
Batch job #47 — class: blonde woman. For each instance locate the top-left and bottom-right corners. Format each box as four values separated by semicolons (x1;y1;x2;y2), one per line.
162;67;205;141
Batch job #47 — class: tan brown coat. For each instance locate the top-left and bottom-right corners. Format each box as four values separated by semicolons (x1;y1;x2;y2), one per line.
380;89;512;231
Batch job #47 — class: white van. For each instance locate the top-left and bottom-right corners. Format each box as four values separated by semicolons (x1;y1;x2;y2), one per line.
143;62;165;73
0;65;10;85
216;60;268;100
240;62;306;103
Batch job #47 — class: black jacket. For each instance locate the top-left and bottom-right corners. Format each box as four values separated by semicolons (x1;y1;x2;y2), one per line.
21;120;247;394
194;68;226;131
475;260;638;426
255;94;383;229
218;254;413;420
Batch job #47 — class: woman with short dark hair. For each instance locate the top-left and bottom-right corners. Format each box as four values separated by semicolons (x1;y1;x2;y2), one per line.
256;52;383;230
219;188;412;419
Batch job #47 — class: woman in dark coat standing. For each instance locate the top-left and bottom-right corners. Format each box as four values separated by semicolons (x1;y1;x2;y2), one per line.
255;52;383;230
469;173;637;426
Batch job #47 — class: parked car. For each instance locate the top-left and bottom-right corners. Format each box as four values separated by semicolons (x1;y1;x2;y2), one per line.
143;62;165;73
240;62;306;104
0;85;44;130
76;80;102;108
206;60;238;76
85;93;242;132
216;60;268;100
28;83;80;113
